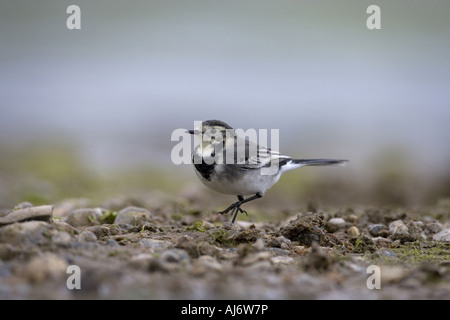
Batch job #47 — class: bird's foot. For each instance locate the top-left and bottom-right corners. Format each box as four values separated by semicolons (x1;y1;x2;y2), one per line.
218;202;246;216
238;207;247;216
218;202;240;215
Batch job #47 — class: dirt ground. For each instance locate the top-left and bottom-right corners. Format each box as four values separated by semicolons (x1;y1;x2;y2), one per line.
0;195;449;300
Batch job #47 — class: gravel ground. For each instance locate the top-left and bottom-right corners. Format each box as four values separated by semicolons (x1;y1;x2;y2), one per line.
0;198;449;299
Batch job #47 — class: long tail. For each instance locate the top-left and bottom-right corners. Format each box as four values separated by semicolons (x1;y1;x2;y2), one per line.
279;158;348;174
291;159;348;166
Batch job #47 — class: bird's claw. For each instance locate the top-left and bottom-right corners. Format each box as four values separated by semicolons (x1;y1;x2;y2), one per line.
238;207;247;215
218;202;245;216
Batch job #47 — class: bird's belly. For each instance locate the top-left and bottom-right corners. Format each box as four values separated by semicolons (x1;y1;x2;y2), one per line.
196;168;280;196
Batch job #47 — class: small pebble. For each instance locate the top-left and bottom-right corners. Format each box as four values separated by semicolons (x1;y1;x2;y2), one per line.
380;266;406;283
241;251;272;266
191;255;223;275
368;224;389;237
371;236;392;247
293;245;308;255
326;218;346;232
267;248;291;256
347;214;358;224
432;228;450;242
347;226;360;238
14;202;33;210
52;231;72;247
246;260;273;272
271;256;294;265
66;208;103;227
114;206;152;226
130;254;155;269
426;221;443;234
78;230;98;242
0;221;54;245
138;239;172;249
23;253;68;283
377;248;397;257
106;239;120;247
0;205;53;227
252;238;265;251
276;235;291;245
389;220;409;235
52;219;78;234
160;249;189;263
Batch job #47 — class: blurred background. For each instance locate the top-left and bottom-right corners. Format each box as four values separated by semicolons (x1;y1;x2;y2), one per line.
1;1;449;211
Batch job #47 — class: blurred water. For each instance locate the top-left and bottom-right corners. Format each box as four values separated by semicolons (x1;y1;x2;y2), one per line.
1;1;450;177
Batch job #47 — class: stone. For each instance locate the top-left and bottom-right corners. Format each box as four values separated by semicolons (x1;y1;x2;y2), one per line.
191;255;224;275
0;209;10;218
326;218;346;232
271;256;294;265
246;260;273;272
23;253;68;283
371;236;392;247
389;220;421;243
347;214;358;224
175;236;220;258
84;225;121;239
347;226;360;238
160;249;190;263
432;228;450;242
0;243;23;261
266;235;291;248
52;219;78;235
241;251;272;266
293;245;309;255
52;231;73;247
380;266;406;284
78;230;98;242
106;239;120;247
13;202;33;210
114;206;152;226
389;220;408;235
368;224;389;237
143;249;190;273
425;221;443;234
235;221;254;229
266;248;291;256
138;239;172;249
0;205;53;227
130;253;155;269
200;220;215;230
0;221;54;246
376;248;397;257
66;208;103;227
252;238;265;251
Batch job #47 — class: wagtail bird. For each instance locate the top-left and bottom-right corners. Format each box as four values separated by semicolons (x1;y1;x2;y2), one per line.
188;120;347;223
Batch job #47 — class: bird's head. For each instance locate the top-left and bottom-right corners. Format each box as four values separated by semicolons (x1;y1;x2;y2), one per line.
188;120;234;156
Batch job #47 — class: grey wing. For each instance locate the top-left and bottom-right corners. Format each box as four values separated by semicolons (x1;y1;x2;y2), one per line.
237;137;290;170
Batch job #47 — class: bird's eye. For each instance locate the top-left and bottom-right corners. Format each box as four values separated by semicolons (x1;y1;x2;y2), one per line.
211;151;215;157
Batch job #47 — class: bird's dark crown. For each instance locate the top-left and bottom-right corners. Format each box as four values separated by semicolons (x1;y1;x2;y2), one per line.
202;120;233;130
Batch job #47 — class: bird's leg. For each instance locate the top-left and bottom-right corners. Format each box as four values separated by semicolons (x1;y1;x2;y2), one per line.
218;193;263;223
237;195;247;215
218;195;252;215
230;206;240;224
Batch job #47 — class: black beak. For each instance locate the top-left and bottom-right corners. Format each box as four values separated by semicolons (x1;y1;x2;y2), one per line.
187;130;195;134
